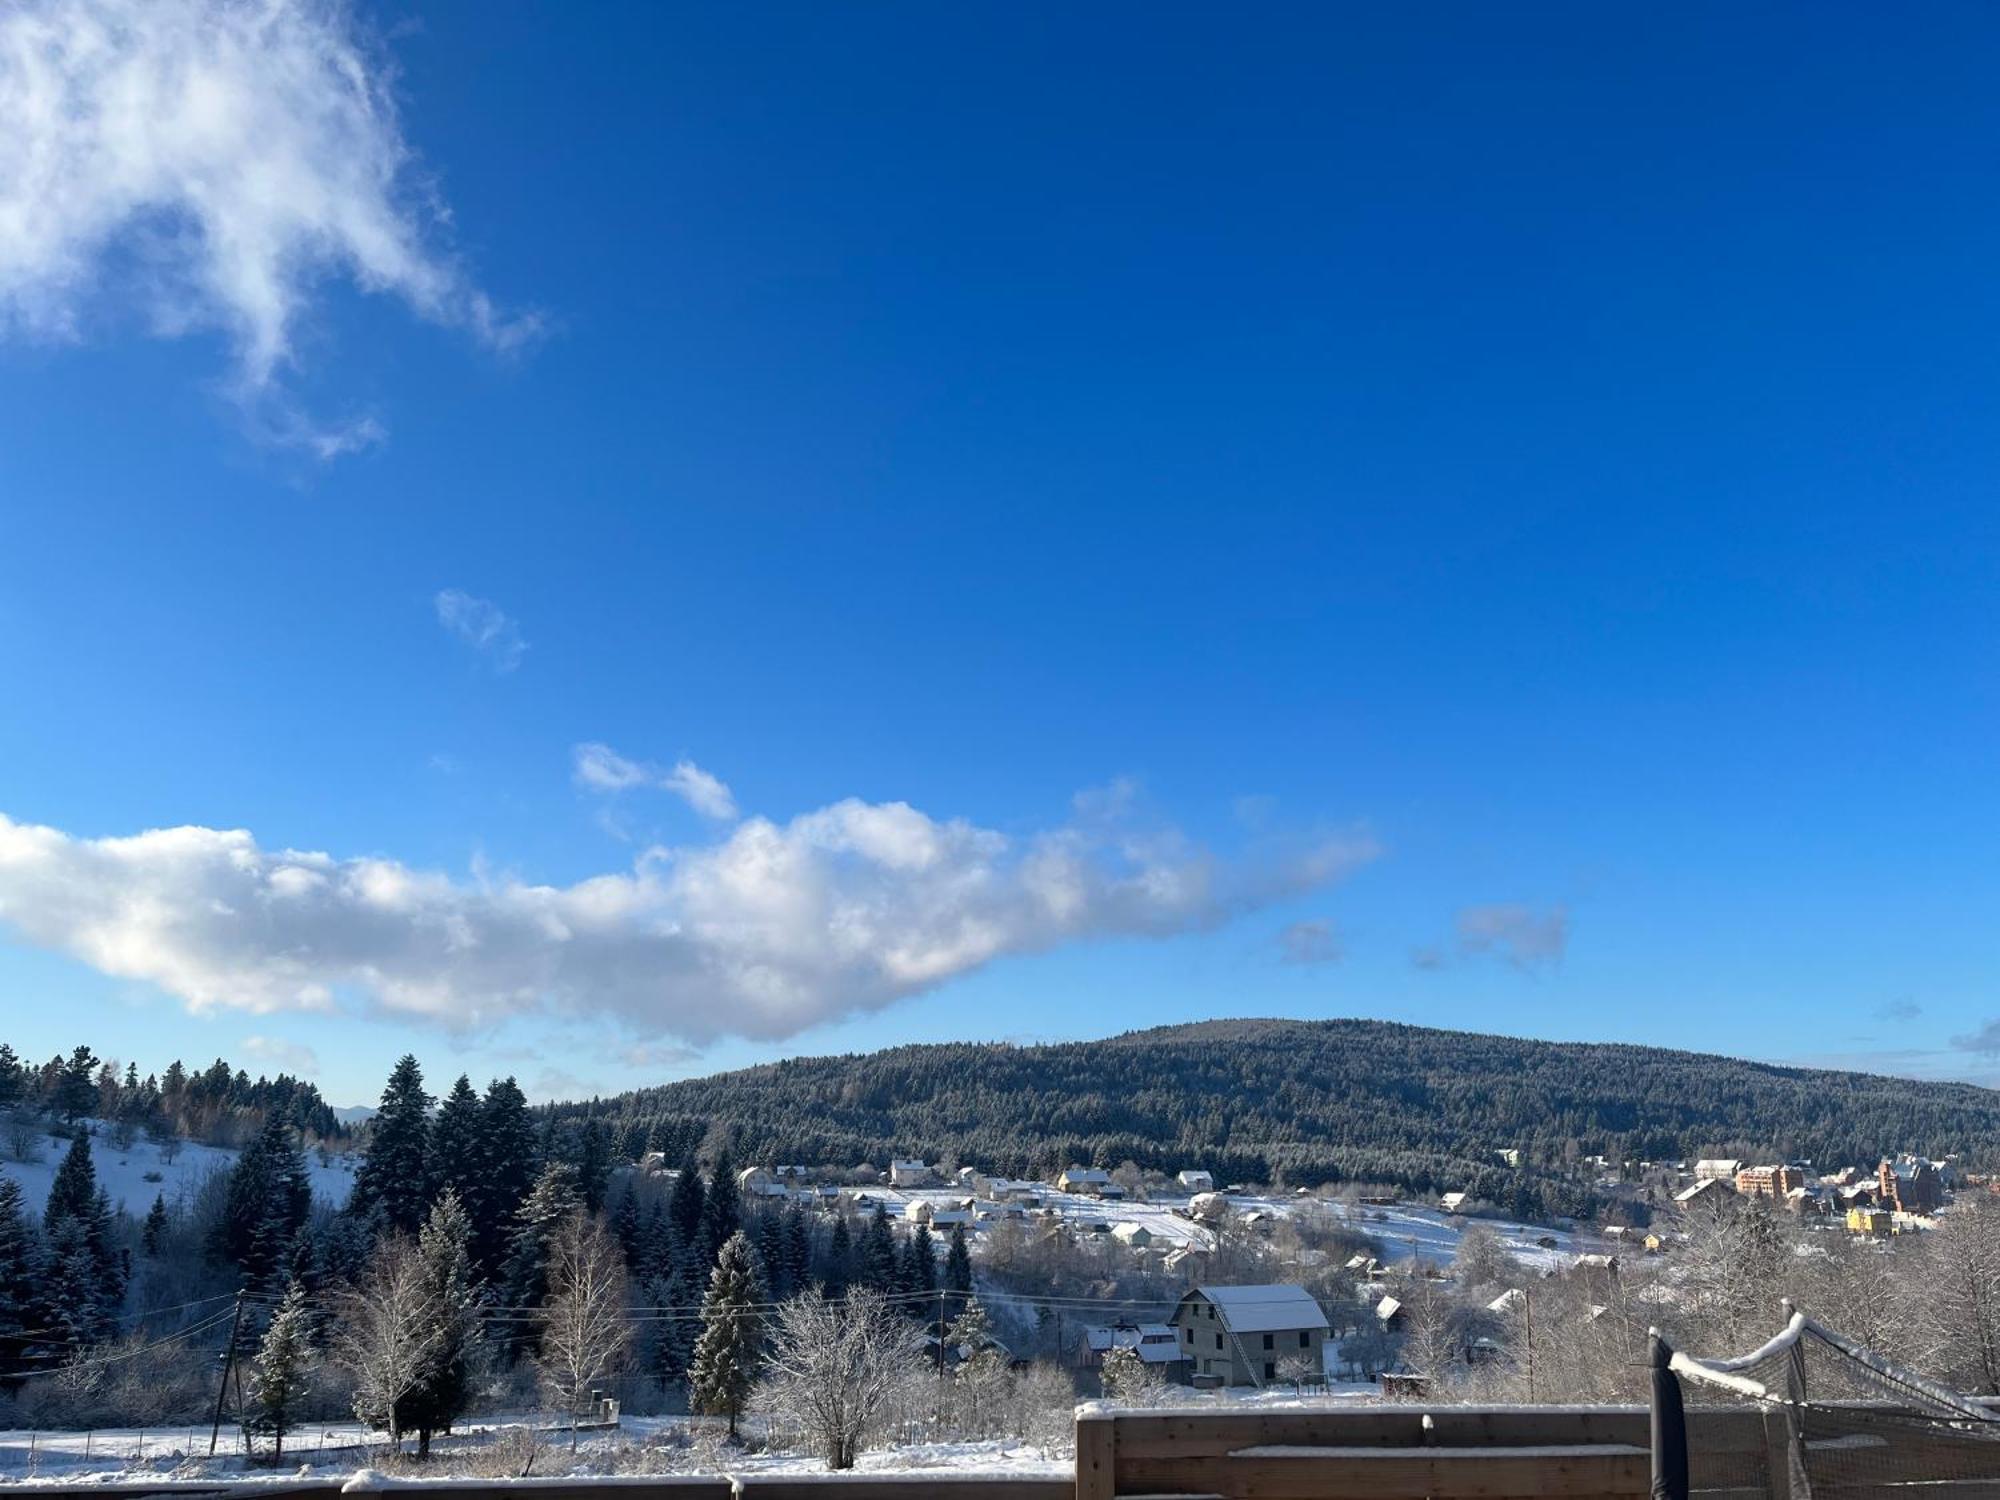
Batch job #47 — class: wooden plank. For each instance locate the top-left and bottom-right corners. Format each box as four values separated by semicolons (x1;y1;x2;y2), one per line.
1117;1444;1652;1500
1076;1408;1116;1500
1109;1409;1428;1459
740;1481;1069;1500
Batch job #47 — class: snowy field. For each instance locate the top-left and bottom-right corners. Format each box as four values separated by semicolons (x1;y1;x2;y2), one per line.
1;1122;358;1218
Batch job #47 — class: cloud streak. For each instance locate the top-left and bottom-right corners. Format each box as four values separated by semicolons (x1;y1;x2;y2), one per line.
435;590;527;671
0;800;1376;1047
572;743;738;821
0;0;534;451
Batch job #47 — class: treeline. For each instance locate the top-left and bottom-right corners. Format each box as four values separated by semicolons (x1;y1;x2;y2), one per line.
544;1019;2000;1223
0;1042;345;1146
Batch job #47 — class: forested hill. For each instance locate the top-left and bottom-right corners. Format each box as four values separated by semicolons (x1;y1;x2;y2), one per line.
555;1019;2000;1221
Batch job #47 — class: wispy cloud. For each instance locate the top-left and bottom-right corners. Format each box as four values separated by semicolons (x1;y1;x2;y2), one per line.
572;742;738;821
1950;1019;2000;1056
435;590;526;672
0;0;536;453
1414;903;1569;972
0;800;1378;1047
241;1035;319;1077
1875;998;1923;1023
1278;918;1343;966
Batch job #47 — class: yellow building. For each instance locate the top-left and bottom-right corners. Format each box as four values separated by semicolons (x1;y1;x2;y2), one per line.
1846;1207;1891;1235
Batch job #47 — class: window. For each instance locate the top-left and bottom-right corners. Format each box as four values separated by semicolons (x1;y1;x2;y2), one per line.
1183;1326;1192;1344
1215;1333;1223;1351
1262;1333;1274;1350
1263;1362;1275;1381
1299;1331;1311;1349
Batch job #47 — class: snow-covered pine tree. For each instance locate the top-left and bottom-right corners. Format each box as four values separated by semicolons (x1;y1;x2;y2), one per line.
610;1184;641;1270
904;1222;937;1300
668;1157;705;1248
349;1055;433;1237
498;1162;582;1356
756;1211;788;1299
405;1189;479;1456
247;1281;317;1460
781;1203;810;1296
943;1222;972;1317
689;1229;764;1437
576;1117;613;1215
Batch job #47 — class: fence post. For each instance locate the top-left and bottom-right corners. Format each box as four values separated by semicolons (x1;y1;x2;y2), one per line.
1075;1408;1116;1500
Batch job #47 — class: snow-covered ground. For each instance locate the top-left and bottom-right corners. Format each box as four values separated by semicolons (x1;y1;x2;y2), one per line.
0;1122;357;1218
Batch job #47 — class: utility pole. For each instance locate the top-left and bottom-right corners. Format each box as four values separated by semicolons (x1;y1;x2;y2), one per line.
208;1291;245;1457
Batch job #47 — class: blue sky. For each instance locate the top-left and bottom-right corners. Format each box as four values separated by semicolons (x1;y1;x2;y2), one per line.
2;2;1999;1106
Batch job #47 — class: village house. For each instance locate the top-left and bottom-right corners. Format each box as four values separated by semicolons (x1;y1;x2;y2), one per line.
1058;1166;1114;1195
1674;1177;1736;1213
890;1159;936;1187
1439;1191;1470;1213
1847;1207;1892;1235
1693;1158;1743;1182
1172;1284;1331;1387
1111;1221;1154;1249
1084;1322;1189;1378
1177;1169;1215;1192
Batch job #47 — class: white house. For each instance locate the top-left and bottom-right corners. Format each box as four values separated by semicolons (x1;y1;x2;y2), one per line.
1111;1222;1154;1249
890;1159;936;1187
1058;1166;1114;1195
1177;1170;1215;1192
1439;1191;1470;1213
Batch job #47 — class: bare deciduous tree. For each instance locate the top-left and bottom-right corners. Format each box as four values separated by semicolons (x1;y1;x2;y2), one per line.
332;1233;438;1449
759;1287;926;1470
536;1215;631;1448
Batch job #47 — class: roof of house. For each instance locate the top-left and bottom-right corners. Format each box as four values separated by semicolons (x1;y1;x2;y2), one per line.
1487;1288;1525;1314
1374;1295;1403;1324
1675;1177;1728;1202
1085;1323;1185;1363
1061;1166;1112;1182
1187;1283;1331;1334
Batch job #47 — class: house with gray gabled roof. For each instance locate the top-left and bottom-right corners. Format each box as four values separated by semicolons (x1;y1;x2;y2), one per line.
1171;1283;1330;1387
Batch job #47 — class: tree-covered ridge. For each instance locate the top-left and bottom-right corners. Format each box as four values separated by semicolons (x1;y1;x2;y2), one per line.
0;1041;346;1146
554;1018;2000;1221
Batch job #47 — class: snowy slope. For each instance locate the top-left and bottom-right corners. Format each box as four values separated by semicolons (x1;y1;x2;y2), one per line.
0;1122;357;1218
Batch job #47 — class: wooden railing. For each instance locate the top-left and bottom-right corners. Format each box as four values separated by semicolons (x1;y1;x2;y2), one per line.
1073;1401;1768;1500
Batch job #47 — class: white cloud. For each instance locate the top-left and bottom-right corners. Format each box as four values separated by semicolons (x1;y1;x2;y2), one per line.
572;742;738;821
0;801;1377;1047
241;1035;319;1076
435;589;526;671
1454;903;1568;970
0;0;535;451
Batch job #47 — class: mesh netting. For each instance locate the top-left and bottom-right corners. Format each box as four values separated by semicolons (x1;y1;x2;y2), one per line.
1661;1314;2000;1498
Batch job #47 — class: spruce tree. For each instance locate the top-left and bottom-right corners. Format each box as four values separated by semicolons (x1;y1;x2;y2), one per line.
349;1056;433;1236
141;1194;169;1258
54;1046;98;1123
0;1179;44;1374
668;1158;705;1248
756;1212;788;1299
430;1075;484;1215
472;1077;538;1280
499;1162;582;1353
576;1118;613;1215
214;1113;311;1285
0;1043;21;1111
610;1185;641;1270
701;1150;740;1265
406;1190;478;1456
942;1222;972;1317
247;1282;316;1460
782;1203;810;1291
861;1204;897;1290
42;1217;105;1346
824;1212;853;1296
903;1223;937;1300
689;1230;763;1437
44;1131;98;1229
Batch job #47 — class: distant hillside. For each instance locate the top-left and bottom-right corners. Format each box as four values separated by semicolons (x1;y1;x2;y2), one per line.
553;1019;2000;1221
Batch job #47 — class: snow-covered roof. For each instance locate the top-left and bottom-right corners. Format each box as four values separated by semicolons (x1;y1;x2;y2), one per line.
1675;1177;1728;1202
1487;1288;1525;1315
1086;1324;1184;1363
1060;1166;1112;1183
1374;1295;1403;1324
1190;1283;1331;1334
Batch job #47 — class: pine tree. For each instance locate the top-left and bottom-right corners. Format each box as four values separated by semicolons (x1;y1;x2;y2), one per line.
406;1190;479;1456
782;1204;811;1297
610;1185;641;1271
54;1046;98;1123
247;1282;317;1460
472;1077;538;1281
824;1212;853;1296
689;1230;763;1437
141;1194;169;1258
756;1212;788;1299
577;1117;613;1215
42;1217;105;1346
213;1113;311;1286
430;1075;484;1215
44;1131;98;1229
860;1204;897;1291
499;1162;582;1353
701;1150;740;1265
349;1056;433;1237
668;1158;705;1248
0;1043;21;1111
0;1179;44;1374
942;1223;972;1318
903;1223;937;1300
